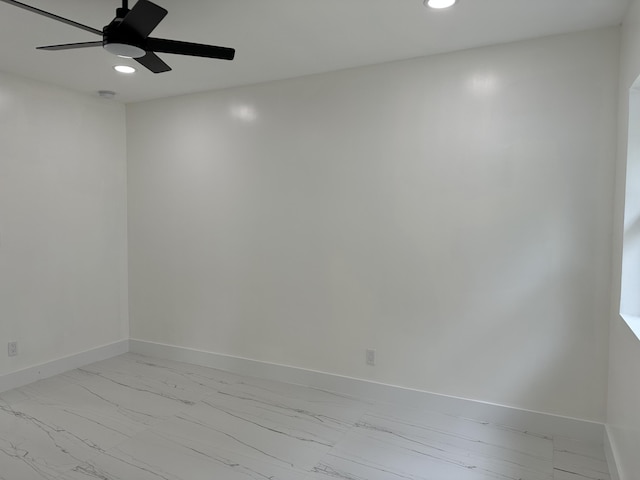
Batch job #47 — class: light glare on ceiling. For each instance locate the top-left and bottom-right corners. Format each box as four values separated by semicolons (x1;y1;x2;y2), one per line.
425;0;456;9
114;65;136;74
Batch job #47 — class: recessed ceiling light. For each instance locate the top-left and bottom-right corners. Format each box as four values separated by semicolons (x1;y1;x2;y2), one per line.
425;0;456;9
114;65;136;74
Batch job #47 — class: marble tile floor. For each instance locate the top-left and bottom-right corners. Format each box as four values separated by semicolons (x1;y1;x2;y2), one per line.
0;353;611;480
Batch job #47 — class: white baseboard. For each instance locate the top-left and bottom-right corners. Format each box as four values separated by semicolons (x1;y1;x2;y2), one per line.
0;339;129;393
130;339;605;443
604;425;622;480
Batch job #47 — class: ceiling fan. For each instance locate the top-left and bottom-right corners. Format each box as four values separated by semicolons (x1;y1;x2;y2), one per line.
0;0;235;73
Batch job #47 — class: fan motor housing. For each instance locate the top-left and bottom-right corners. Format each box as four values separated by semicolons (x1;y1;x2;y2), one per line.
103;24;146;58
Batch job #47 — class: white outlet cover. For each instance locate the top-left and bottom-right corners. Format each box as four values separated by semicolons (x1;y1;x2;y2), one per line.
366;349;376;366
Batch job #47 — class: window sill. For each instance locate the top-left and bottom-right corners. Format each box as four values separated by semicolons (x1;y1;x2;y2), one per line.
620;313;640;342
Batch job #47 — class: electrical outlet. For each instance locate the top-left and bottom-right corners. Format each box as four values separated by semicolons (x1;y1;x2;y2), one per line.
366;349;376;366
8;342;18;357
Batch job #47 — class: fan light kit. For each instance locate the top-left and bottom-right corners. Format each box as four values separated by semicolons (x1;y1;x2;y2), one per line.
425;0;457;9
105;43;146;59
0;0;236;73
114;65;136;74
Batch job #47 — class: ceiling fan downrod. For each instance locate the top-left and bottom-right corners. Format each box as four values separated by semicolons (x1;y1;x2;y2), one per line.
116;0;129;20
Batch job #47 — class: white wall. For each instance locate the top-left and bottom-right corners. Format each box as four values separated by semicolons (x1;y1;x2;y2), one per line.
0;72;128;377
128;27;619;422
606;0;640;477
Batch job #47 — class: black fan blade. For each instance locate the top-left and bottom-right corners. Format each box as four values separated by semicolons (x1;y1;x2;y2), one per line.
0;0;102;35
146;38;235;60
37;41;103;51
135;51;171;73
119;0;167;39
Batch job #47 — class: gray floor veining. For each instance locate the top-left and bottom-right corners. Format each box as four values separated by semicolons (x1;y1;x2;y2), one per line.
0;353;611;480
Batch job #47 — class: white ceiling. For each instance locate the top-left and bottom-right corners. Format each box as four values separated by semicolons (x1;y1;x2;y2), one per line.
0;0;630;103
